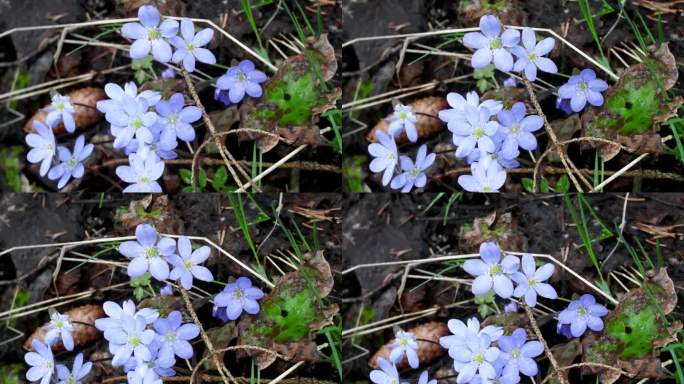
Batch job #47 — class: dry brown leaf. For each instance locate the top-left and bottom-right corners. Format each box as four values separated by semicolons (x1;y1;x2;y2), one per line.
24;304;105;352
23;87;105;135
367;97;448;146
369;321;449;370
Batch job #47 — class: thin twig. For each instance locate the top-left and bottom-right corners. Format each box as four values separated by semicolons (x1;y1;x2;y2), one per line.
523;303;568;384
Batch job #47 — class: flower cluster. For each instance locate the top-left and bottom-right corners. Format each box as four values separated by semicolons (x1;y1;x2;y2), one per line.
368;241;613;384
25;311;93;384
95;81;202;192
368;104;437;192
25;93;94;190
464;15;557;81
122;5;215;72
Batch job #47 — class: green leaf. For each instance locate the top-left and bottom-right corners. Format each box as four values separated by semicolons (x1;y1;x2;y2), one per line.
212;166;228;190
179;168;192;185
198;168;207;189
556;174;570;193
521;178;534;192
540;177;550;193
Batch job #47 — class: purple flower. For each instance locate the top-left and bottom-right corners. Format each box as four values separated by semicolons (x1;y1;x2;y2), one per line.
499;328;543;384
439;91;503;130
496;102;543;159
118;223;176;281
389;330;419;368
368;130;399;186
44;311;74;351
116;153;165;193
451;332;500;383
511;254;557;307
452;104;500;158
557;69;609;112
170;18;216;72
56;353;92;384
25;339;54;384
370;357;404;384
466;132;521;169
47;135;93;189
556;323;573;339
213;277;265;321
161;68;175;79
557;294;609;337
156;93;201;144
125;344;175;384
418;370;437;384
511;28;557;81
386;103;418;142
25;120;56;177
124;126;178;161
215;60;268;104
458;159;507;193
464;242;519;298
160;284;174;296
504;301;518;313
440;317;503;354
154;311;200;367
108;313;156;367
503;77;518;88
464;15;520;72
45;93;76;133
97;82;161;122
95;300;159;342
390;144;436;192
108;96;159;149
168;236;214;289
122;5;178;62
555;97;574;115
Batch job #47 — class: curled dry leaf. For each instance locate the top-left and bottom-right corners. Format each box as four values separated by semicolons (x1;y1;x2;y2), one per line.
24;304;105;353
369;321;449;370
366;96;448;146
461;211;525;252
23;87;106;135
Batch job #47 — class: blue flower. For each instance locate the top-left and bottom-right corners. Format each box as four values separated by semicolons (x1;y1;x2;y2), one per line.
368;130;399;186
386;103;418;142
108;96;159;149
451;332;500;383
439;91;503;130
463;15;520;72
389;330;419;368
440;317;503;356
44;311;74;351
123;126;178;161
160;284;174;296
25;339;54;384
95;300;159;342
390;144;436;192
154;310;200;367
215;60;268;104
170;18;216;72
108;313;156;366
156;93;201;144
498;328;543;384
122;5;179;62
463;242;519;298
496;102;543;159
555;97;574;115
47;135;93;189
557;294;608;337
56;353;92;384
25;120;56;177
465;132;520;170
213;277;265;321
451;103;500;158
97;82;161;123
161;67;176;79
458;159;507;193
511;254;557;307
418;370;437;384
118;224;175;281
45;93;76;133
503;77;518;88
504;301;518;313
558;69;609;112
125;343;175;384
370;357;405;384
168;236;213;289
511;28;557;81
116;153;165;193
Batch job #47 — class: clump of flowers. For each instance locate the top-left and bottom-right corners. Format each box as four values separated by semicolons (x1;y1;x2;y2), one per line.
25;334;93;384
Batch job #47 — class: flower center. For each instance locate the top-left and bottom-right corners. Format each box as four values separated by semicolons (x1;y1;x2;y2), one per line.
237;72;246;82
389;380;398;384
186;43;195;51
510;123;521;133
149;28;160;40
132;119;142;129
139;176;150;185
130;336;141;346
166;331;177;342
68;156;78;168
528;278;537;287
399;338;408;346
68;378;76;384
55;102;65;110
410;167;420;177
490;264;501;275
45;360;54;369
145;246;157;258
168;114;177;124
577;306;588;316
491;38;501;49
398;111;407;120
184;260;193;269
46;144;54;151
55;320;64;328
474;353;485;364
473;127;484;138
527;52;538;62
511;349;521;359
233;288;244;298
578;81;588;91
483;186;491;192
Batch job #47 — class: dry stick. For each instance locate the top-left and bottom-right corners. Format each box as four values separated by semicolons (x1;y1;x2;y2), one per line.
102;376;337;384
523;79;589;192
180;69;250;191
179;287;234;384
95;157;340;173
523;304;568;384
